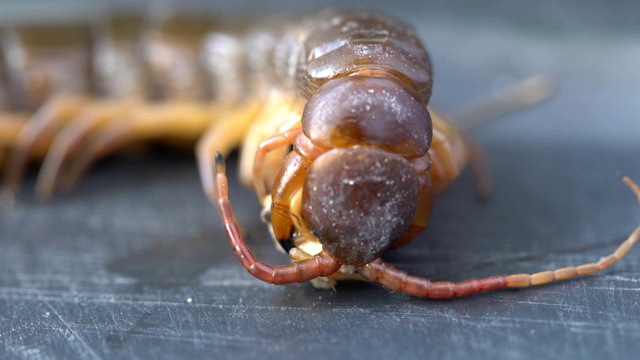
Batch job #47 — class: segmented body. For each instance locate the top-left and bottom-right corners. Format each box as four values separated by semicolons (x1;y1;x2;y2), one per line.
0;9;465;192
1;9;638;298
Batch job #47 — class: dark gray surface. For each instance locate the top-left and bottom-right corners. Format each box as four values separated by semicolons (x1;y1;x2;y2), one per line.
1;1;640;359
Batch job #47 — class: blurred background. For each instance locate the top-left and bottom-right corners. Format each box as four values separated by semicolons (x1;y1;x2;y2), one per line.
1;1;639;359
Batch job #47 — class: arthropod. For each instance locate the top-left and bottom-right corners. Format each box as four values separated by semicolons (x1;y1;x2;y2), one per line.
1;9;638;298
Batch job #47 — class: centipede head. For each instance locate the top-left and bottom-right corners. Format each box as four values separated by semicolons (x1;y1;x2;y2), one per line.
302;147;420;265
298;75;432;265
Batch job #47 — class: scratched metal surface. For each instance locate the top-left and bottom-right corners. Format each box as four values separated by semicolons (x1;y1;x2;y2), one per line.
1;1;640;359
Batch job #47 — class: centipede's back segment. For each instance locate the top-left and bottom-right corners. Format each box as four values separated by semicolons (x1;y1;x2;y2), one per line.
300;11;433;102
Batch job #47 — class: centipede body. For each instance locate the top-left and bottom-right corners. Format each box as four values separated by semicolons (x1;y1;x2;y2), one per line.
0;6;638;298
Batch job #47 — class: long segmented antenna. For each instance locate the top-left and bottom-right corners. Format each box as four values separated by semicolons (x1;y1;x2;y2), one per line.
360;176;640;298
214;151;341;284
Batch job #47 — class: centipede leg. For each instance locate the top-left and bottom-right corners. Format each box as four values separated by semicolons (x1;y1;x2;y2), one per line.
0;114;27;151
0;149;5;170
253;127;301;199
0;149;6;172
393;161;433;248
450;74;555;129
214;151;341;284
429;109;468;195
34;99;140;200
362;176;640;298
60;101;214;192
238;96;302;188
430;110;491;198
0;113;27;143
2;95;90;201
461;133;492;199
197;101;263;204
0;114;28;173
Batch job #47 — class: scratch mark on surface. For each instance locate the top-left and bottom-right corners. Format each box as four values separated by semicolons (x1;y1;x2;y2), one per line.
106;310;158;349
607;275;640;283
44;302;101;360
589;286;640;292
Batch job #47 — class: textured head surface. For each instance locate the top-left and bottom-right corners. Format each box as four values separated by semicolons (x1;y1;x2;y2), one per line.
302;147;420;265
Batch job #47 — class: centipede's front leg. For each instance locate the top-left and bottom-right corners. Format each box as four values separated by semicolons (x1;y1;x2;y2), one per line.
428;109;476;196
196;92;304;205
253;127;302;200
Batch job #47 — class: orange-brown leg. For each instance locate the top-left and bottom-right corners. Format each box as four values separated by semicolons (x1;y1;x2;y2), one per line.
0;114;28;172
57;120;134;192
214;151;341;284
197;101;263;204
0;149;6;172
253;127;301;199
361;176;640;298
2;95;90;200
429;75;555;198
60;102;214;192
429;110;491;198
0;113;27;145
428;110;466;196
461;133;492;199
237;97;303;188
34;100;139;200
449;74;554;129
269;151;313;244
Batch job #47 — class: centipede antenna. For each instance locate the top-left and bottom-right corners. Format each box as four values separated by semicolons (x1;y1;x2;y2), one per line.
214;150;341;284
450;74;555;129
214;151;225;174
361;176;640;298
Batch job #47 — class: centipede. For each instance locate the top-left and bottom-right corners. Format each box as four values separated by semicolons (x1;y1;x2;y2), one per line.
1;7;638;298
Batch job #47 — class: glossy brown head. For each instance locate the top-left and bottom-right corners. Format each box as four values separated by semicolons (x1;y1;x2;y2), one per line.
302;147;420;265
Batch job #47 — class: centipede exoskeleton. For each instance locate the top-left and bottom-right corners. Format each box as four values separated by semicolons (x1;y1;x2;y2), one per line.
1;8;638;298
